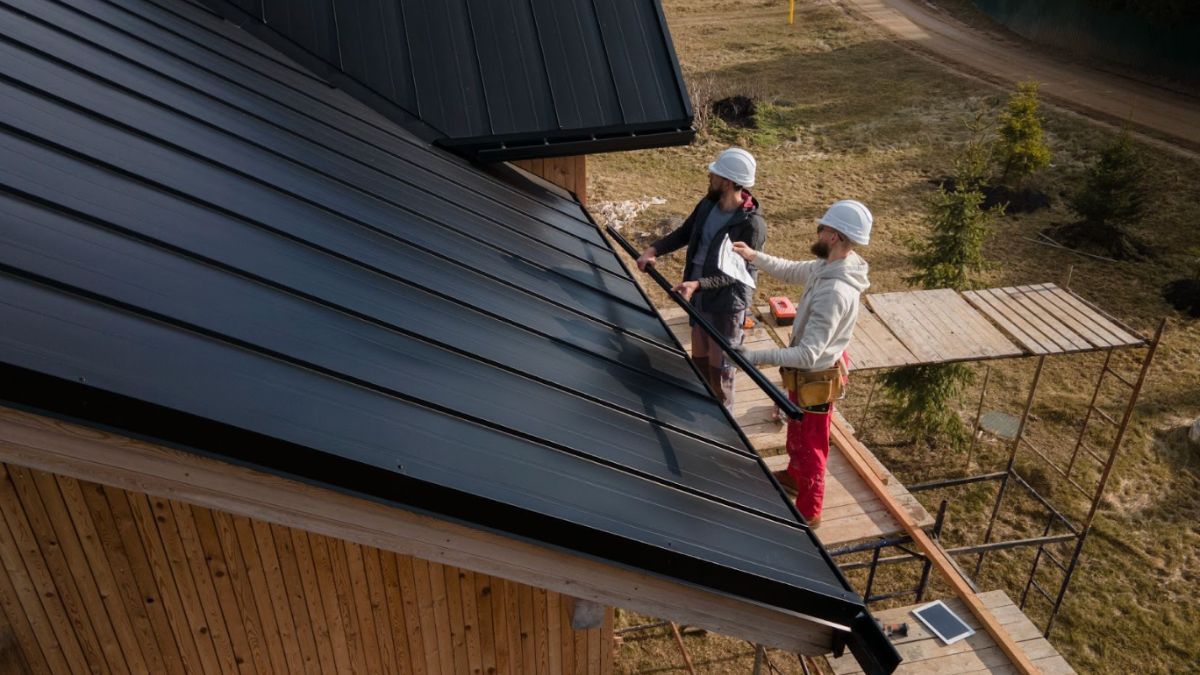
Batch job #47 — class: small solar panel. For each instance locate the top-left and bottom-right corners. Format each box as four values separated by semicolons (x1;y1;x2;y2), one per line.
912;600;975;645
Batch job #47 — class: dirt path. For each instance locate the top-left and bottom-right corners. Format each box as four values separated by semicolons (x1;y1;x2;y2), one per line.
839;0;1200;154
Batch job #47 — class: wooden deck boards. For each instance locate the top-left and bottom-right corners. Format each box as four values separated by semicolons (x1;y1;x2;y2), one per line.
677;283;1145;375
760;436;933;547
827;590;1076;674
849;307;921;371
867;290;1024;363
964;284;1144;355
661;281;1144;381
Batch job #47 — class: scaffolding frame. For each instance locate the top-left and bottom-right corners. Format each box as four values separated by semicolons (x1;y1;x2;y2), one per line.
840;316;1164;639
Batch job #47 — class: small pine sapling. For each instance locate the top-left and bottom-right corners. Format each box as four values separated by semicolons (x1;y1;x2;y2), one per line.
881;133;999;448
1075;129;1145;224
994;81;1051;188
1049;127;1150;259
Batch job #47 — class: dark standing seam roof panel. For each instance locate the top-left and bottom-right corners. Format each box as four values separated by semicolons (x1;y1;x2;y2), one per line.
468;0;557;136
593;0;675;125
196;0;695;159
0;1;898;669
397;0;483;138
528;0;621;130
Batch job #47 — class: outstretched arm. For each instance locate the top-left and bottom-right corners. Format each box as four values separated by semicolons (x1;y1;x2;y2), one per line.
641;201;705;270
740;293;851;369
731;243;820;286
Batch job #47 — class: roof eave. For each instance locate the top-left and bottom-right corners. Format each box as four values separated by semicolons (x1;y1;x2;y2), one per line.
443;126;696;162
0;402;851;655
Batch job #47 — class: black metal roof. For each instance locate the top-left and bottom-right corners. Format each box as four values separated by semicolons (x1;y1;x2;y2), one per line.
0;0;893;670
194;0;696;161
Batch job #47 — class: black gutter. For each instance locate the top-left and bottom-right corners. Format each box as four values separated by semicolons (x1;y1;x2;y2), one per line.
466;127;696;162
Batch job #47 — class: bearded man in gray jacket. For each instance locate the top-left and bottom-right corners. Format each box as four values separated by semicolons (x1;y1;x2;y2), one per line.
731;200;872;527
637;148;766;411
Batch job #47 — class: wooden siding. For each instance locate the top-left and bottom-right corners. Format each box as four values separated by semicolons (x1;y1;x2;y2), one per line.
511;156;587;204
0;462;612;675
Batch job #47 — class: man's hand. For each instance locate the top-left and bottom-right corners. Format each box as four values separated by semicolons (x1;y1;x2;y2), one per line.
733;344;762;366
731;241;756;262
730;345;757;369
672;280;700;302
636;247;657;271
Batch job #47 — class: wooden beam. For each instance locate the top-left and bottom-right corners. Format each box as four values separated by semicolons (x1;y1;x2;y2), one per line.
0;407;835;655
510;156;587;204
828;417;1042;674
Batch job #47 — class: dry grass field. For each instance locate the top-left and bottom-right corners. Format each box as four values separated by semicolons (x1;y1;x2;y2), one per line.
592;1;1200;672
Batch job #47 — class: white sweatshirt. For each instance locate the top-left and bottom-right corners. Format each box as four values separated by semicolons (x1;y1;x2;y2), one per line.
743;251;870;370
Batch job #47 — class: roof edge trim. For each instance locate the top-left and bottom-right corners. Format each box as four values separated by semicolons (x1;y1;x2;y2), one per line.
463;128;696;162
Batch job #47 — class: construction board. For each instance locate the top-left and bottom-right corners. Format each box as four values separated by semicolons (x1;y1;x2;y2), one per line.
964;284;1144;354
867;289;1024;364
848;306;922;371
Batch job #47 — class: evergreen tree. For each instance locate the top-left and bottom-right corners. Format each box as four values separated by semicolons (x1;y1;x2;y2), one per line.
994;81;1051;187
907;148;993;288
1070;128;1146;230
880;362;976;447
881;136;999;448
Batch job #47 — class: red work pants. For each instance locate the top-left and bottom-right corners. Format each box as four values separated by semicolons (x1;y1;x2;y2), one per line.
785;391;832;522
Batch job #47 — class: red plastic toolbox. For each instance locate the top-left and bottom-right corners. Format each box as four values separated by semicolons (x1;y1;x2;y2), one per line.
768;296;796;325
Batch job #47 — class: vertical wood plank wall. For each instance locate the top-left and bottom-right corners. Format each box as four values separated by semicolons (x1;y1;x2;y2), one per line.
0;462;613;674
510;156;587;205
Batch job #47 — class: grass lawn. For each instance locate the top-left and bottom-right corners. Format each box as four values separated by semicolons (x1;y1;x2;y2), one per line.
592;1;1200;672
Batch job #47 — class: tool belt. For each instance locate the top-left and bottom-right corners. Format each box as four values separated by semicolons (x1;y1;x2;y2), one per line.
781;361;848;408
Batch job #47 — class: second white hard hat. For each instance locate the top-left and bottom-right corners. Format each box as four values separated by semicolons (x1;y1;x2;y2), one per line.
708;147;756;188
818;200;873;245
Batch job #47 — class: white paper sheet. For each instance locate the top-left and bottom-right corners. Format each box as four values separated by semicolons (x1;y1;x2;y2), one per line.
716;234;755;289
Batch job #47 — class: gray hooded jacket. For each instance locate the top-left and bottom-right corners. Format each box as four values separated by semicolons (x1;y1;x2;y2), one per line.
743;251;870;370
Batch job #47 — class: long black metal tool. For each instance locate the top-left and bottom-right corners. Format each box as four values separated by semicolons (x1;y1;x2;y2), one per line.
607;226;803;420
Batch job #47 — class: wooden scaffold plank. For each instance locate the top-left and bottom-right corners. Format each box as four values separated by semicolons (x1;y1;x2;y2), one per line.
868;290;1023;363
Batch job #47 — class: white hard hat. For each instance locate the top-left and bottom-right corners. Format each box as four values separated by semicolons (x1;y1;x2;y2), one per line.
818;199;873;245
708;147;756;188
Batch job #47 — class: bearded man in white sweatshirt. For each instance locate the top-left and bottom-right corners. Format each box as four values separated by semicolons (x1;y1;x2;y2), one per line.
731;200;872;527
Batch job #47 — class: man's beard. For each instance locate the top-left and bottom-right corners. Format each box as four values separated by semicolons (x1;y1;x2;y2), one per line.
706;187;723;202
811;240;831;259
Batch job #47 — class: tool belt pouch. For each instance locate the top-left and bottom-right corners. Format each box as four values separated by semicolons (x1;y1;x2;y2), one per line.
781;364;846;408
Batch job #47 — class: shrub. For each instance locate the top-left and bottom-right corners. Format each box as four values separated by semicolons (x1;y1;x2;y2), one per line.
906;178;994;291
1070;128;1146;230
880;363;976;448
1046;128;1150;259
994;81;1051;187
908;121;1000;291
